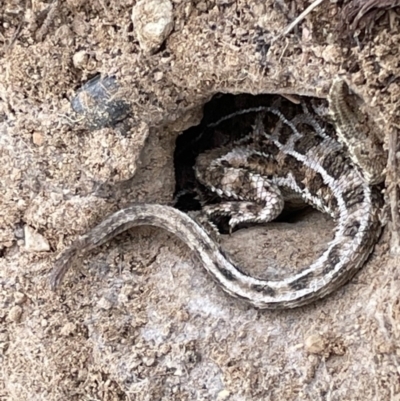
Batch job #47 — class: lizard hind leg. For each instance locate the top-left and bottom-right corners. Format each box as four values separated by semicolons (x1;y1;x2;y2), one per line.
195;148;284;233
203;197;284;234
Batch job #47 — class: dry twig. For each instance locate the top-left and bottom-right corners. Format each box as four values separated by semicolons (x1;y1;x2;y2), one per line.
339;0;400;34
272;0;326;43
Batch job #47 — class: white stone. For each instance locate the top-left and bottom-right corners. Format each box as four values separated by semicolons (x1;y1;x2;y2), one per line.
24;225;50;252
72;50;89;69
132;0;174;54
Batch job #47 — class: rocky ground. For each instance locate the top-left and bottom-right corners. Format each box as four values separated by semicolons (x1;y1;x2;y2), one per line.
1;0;400;400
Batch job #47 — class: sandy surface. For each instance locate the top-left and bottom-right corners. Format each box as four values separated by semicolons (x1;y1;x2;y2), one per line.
1;1;400;400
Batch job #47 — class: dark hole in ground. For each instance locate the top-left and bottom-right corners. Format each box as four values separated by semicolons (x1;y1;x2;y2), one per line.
173;92;332;234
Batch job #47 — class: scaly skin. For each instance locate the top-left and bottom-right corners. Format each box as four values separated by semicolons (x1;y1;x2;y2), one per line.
50;79;385;309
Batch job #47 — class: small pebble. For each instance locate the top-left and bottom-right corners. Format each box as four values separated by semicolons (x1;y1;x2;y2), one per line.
24;225;50;252
8;305;23;323
132;0;174;54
